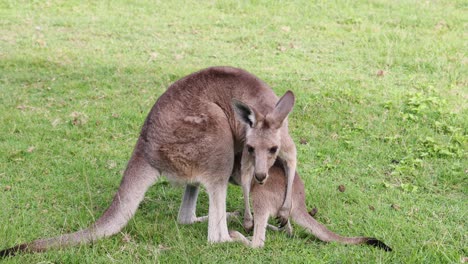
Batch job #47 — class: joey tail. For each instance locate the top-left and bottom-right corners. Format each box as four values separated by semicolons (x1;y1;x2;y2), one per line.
0;139;159;257
292;207;392;252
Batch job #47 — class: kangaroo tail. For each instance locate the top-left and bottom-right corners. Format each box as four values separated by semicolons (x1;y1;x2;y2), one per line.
0;140;159;257
291;207;392;252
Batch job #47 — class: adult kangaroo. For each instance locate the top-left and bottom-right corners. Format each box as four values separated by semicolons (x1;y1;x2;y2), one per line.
0;66;297;256
229;161;392;251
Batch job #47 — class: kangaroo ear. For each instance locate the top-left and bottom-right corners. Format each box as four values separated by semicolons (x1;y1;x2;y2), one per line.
266;90;295;129
232;99;257;128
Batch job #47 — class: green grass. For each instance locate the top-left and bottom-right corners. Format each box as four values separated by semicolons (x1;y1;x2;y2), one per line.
1;0;466;263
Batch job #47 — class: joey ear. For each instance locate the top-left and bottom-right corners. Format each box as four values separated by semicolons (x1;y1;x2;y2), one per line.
232;99;257;127
266;90;295;129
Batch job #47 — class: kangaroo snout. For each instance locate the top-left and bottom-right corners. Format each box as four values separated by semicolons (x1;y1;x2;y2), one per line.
254;173;268;184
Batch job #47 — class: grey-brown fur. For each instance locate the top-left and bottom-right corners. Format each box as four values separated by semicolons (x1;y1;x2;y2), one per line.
0;66;297;256
229;161;392;251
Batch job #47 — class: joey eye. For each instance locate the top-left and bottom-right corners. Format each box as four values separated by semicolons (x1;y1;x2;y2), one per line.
247;145;255;154
269;146;278;154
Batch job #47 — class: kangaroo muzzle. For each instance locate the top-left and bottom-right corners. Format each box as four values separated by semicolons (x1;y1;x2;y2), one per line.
254;172;267;184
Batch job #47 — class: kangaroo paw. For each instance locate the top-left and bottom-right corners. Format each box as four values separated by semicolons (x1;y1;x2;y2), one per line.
243;218;254;233
267;222;292;236
276;216;289;228
276;217;289;229
277;207;290;227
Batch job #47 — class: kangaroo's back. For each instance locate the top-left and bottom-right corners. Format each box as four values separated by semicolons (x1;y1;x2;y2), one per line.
148;66;278;121
141;67;280;173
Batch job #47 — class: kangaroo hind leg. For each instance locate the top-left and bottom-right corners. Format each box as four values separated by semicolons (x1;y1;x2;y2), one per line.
177;184;205;224
205;180;232;243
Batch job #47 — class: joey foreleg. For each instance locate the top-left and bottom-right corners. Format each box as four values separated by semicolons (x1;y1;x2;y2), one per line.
277;141;297;225
241;150;255;233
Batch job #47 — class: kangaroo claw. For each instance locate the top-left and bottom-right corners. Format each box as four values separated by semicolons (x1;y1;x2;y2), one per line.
277;206;291;223
276;216;289;229
243;218;254;233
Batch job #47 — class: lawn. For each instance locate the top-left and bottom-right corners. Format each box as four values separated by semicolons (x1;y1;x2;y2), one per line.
0;0;466;263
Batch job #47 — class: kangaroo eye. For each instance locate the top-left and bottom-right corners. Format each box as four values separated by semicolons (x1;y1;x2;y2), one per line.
269;146;278;154
247;145;255;154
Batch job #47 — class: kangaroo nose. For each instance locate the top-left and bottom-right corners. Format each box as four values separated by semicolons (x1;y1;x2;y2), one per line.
255;173;267;184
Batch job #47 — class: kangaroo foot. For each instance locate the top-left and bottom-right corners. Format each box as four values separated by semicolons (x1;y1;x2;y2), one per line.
179;211;240;225
229;230;251;246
